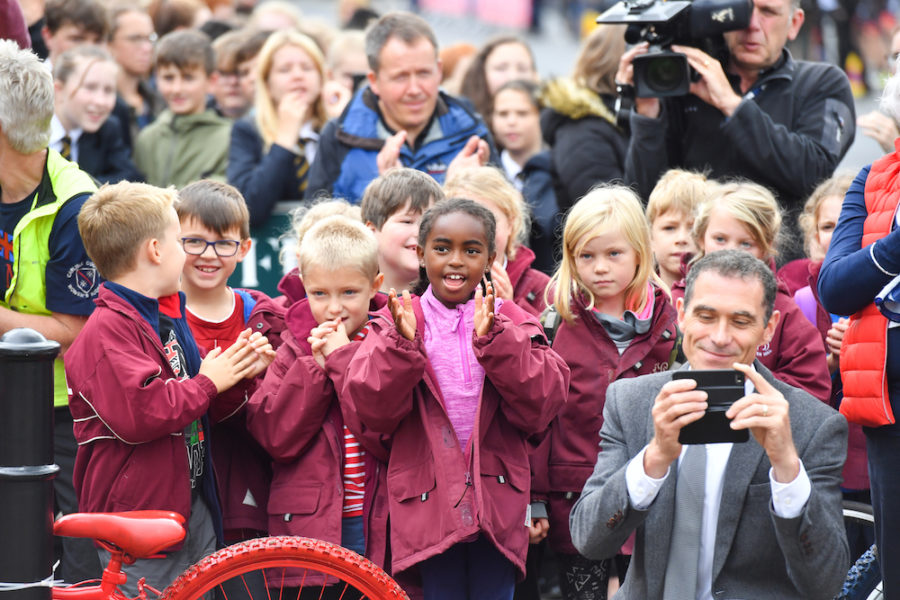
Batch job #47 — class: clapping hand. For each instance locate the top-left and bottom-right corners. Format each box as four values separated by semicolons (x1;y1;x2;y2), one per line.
474;281;495;337
389;288;416;340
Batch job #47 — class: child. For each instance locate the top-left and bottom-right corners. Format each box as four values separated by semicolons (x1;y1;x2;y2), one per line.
444;166;550;317
41;0;108;65
645;169;706;290
361;168;444;295
245;215;390;594
177;180;285;548
541;185;678;600
133;29;231;187
66;181;274;594
491;80;559;275
676;181;831;403
338;198;570;599
52;46;143;184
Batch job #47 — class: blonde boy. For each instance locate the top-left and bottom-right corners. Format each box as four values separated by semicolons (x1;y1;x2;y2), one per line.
646;169;707;289
133;30;231;187
360;168;444;294
67;181;273;594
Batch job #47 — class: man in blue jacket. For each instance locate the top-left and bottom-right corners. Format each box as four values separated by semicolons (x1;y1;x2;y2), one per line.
306;11;498;204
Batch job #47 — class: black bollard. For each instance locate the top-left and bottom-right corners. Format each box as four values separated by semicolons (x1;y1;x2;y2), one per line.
0;328;61;600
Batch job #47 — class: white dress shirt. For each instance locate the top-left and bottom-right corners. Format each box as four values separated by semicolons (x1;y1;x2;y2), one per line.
624;369;812;600
50;115;83;163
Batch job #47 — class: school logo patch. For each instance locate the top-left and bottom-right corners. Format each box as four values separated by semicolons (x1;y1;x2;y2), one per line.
66;261;100;299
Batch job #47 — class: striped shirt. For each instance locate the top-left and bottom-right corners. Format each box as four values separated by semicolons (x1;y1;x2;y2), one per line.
343;325;369;516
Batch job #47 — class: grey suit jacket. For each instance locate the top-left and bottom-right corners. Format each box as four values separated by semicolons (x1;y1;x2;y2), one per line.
570;362;848;599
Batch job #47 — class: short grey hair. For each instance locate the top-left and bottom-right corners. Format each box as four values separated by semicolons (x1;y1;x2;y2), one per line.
364;12;438;73
684;249;777;321
881;59;900;122
0;41;54;154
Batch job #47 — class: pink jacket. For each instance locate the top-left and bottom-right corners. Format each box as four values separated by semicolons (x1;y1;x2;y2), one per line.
507;246;550;318
537;287;678;553
339;297;570;578
245;298;390;582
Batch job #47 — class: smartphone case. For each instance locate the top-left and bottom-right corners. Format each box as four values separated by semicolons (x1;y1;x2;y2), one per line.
673;370;750;444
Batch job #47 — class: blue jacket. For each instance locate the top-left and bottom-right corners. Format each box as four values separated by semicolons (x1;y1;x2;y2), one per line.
306;86;497;204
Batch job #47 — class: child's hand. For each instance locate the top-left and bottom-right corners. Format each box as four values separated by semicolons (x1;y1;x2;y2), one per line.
307;318;352;367
274;91;310;147
389;288;416;340
198;336;259;393
825;317;848;374
239;329;276;379
490;260;513;300
474;281;495;337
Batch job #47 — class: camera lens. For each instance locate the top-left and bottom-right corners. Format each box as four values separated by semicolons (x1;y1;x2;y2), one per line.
646;56;684;94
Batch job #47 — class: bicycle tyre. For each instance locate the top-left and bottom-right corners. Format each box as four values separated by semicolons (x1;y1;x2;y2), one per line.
160;536;409;600
837;501;883;600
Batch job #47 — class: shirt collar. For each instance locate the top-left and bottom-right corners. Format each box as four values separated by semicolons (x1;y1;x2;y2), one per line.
500;150;524;190
50;114;84;147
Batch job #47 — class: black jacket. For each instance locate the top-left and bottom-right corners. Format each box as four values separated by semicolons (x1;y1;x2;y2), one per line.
77;116;143;184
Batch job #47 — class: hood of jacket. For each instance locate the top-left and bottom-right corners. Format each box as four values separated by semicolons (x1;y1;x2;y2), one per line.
540;78;617;141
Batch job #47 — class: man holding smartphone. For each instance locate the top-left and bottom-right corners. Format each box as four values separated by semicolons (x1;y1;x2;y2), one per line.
570;250;848;599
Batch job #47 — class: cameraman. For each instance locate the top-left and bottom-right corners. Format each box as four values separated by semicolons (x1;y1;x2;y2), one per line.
618;0;855;261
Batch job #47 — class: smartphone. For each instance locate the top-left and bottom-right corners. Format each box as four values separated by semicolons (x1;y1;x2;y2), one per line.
673;369;749;444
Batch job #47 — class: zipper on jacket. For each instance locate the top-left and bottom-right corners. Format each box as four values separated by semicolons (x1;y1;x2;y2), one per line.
453;470;473;508
455;306;472;384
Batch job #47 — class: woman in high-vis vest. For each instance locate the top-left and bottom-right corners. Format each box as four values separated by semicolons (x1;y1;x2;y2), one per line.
819;61;900;600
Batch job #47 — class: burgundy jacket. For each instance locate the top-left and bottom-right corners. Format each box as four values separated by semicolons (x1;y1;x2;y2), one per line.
206;289;286;536
672;263;831;403
276;267;306;309
245;296;390;583
538;287;678;553
339;296;570;578
67;286;247;549
507;246;550;318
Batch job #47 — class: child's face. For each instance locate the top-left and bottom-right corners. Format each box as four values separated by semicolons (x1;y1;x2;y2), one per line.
303;265;381;336
471;195;512;260
701;206;765;261
55;58;118;134
43;23;101;60
158;207;187;296
179;217;250;294
157;63;210;115
417;211;495;308
267;44;323;112
484;42;536;95
491;88;541;156
650;209;696;280
813;195;842;260
371;201;428;286
574;229;638;318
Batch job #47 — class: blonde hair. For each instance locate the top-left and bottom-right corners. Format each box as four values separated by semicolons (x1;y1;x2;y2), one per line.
572;25;626;96
254;30;327;150
692;181;782;262
798;172;853;259
646;169;709;223
78;182;177;280
286;198;361;267
550;185;664;323
443;166;528;259
298;215;379;280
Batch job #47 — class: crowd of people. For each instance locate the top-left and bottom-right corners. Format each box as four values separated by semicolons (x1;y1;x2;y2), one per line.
2;0;900;598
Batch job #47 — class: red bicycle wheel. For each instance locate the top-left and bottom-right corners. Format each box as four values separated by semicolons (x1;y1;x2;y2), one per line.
161;536;408;600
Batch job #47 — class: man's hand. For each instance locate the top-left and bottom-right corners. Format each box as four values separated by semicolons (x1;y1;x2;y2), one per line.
672;45;743;118
644;378;708;478
726;362;800;483
389;288;416;340
825;317;848;374
527;518;549;544
615;42;660;119
198;336;259;393
857;110;899;153
376;130;407;175
446;135;490;180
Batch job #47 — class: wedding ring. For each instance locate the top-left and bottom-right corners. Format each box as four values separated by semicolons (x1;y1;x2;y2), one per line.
703;60;710;67
762;404;769;417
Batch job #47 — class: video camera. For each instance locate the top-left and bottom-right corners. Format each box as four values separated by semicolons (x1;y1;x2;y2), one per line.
598;0;752;97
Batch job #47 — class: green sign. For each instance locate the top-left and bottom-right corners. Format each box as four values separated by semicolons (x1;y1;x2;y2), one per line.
227;202;301;297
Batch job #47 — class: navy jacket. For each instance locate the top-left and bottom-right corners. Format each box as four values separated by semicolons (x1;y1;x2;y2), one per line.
77;116;143;184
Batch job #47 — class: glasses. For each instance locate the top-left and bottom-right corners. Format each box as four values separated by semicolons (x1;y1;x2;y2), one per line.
118;32;157;46
181;237;241;257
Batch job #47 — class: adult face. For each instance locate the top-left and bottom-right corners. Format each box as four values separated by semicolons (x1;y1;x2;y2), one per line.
724;0;804;75
484;42;536;95
677;270;779;369
55;58;118;133
368;36;441;139
108;11;156;78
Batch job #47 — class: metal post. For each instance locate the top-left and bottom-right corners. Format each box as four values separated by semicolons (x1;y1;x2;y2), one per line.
0;329;61;600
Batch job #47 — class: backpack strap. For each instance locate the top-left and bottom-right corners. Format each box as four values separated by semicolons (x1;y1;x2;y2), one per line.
539;305;562;346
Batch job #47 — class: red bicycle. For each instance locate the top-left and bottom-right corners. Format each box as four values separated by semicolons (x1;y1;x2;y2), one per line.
53;511;408;600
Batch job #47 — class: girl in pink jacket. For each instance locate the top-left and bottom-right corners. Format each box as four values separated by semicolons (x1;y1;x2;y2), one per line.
340;198;569;600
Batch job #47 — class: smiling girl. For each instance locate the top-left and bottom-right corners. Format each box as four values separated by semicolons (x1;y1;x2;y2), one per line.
340;198;569;600
52;45;142;183
539;185;678;599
